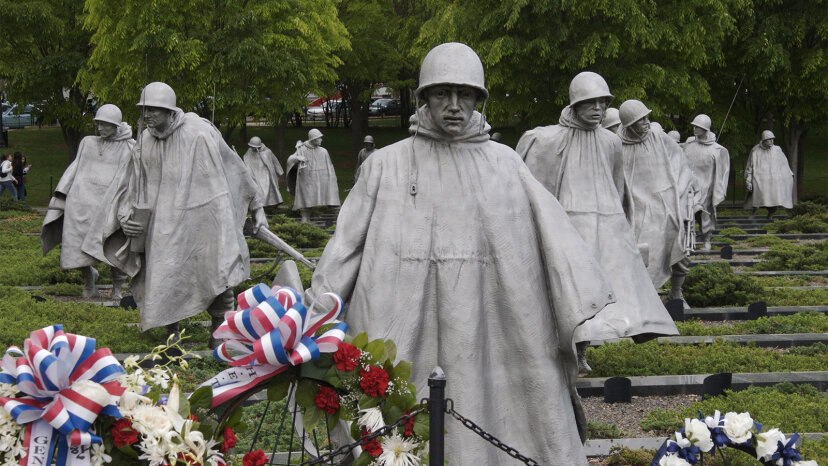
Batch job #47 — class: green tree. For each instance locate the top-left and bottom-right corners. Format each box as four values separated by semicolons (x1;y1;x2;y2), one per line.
0;0;94;158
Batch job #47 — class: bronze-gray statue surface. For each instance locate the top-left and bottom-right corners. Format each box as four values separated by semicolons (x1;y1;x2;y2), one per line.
286;129;340;222
353;134;376;183
744;130;793;214
243;136;284;207
306;43;615;465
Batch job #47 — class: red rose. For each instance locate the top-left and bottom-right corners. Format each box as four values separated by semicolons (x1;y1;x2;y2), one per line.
111;418;140;447
333;343;361;371
359;366;389;397
243;449;268;466
360;429;383;457
221;426;236;452
313;385;340;415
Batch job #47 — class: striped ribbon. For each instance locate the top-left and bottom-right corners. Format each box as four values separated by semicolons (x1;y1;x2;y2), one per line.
0;325;125;465
204;284;347;406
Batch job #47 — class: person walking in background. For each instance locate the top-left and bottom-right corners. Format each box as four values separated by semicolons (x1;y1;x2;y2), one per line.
0;153;18;201
11;152;30;201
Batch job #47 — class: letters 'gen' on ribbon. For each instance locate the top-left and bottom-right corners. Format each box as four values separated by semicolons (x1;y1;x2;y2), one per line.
203;284;347;406
0;325;125;466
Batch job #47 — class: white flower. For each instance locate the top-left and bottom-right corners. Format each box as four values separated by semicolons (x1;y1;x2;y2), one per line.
123;355;140;370
704;410;723;429
131;405;173;437
136;434;169;466
377;433;419;466
0;383;17;398
117;371;147;393
90;443;111;466
118;391;152;416
756;428;785;461
71;380;112;407
358;407;385;433
722;412;754;444
684;418;714;453
658;453;692;466
146;367;170;389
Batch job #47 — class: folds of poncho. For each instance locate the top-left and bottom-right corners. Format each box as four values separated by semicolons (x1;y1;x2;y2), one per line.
517;107;678;343
744;144;793;209
243;145;284;206
90;109;261;330
620;126;697;287
286;143;340;210
308;106;615;465
682;133;730;233
41;123;135;268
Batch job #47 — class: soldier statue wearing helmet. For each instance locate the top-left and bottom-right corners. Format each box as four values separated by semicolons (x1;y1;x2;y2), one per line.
682;113;731;250
286;128;340;222
306;43;617;465
617;99;700;309
602;107;622;133
92;82;268;345
243;136;284;207
42;104;134;301
353;134;377;183
743;129;794;218
517;73;678;375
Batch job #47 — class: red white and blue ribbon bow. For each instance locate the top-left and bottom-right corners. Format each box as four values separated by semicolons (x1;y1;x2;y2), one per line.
0;325;125;466
203;284;347;406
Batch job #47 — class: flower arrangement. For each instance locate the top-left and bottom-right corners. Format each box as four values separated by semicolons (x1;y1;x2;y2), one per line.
0;325;241;466
653;410;818;466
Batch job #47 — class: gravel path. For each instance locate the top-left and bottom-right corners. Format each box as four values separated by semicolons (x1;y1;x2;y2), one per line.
582;394;699;438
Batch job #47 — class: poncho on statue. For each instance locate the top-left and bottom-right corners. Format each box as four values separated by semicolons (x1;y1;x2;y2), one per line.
682;132;730;234
243;144;283;207
744;143;793;209
517;106;678;343
620;125;698;287
307;107;615;465
90;109;261;330
42;123;135;268
286;142;340;210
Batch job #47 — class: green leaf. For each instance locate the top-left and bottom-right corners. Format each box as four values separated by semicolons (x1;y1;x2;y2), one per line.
226;404;244;428
302;405;323;432
353;452;373;466
324;366;345;389
117;444;139;458
358;393;381;409
326;411;340;431
268;379;291;402
364;339;385;362
188;386;213;411
352;332;369;349
413;412;429;438
392;360;412;382
301;359;331;381
295;379;318;409
314;353;334;369
382;339;397;363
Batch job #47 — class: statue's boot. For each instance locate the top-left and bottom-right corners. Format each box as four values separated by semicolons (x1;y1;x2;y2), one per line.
110;267;127;301
702;232;712;251
82;266;99;298
766;207;777;220
668;273;690;310
165;322;180;342
300;208;312;223
576;342;592;375
208;289;234;349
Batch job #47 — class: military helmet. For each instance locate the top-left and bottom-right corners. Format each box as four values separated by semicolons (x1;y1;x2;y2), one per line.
415;42;488;100
308;128;323;141
248;136;263;148
667;130;681;142
761;130;775;141
601;108;621;129
691;114;712;131
136;82;177;110
569;72;613;106
363;135;374;144
619;100;651;128
94;104;123;126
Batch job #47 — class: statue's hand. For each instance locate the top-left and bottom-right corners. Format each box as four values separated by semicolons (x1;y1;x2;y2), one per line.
252;208;268;235
121;219;145;237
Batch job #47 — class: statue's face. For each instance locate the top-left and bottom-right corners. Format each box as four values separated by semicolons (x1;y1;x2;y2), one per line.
761;138;774;149
630;116;650;136
96;121;118;139
143;106;172;132
425;85;479;135
573;98;609;126
310;137;322;148
693;125;708;138
364;142;374;150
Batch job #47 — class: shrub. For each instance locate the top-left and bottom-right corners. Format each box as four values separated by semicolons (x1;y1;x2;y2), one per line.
606;446;656;465
754;239;828;271
587;421;629;439
676;312;828;336
0;198;32;211
719;226;748;236
640;383;828;436
764;287;828;306
683;263;763;307
41;282;82;296
271;221;330;249
764;213;828;233
745;234;786;248
790;200;827;217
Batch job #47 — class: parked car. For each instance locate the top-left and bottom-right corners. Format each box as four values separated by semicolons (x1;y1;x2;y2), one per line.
306;100;340;121
2;104;37;129
368;98;400;116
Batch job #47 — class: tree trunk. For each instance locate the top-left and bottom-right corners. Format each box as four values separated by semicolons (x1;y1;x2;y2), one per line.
399;86;413;129
274;118;287;160
781;120;807;204
347;81;369;160
222;122;237;142
240;120;249;146
63;125;84;161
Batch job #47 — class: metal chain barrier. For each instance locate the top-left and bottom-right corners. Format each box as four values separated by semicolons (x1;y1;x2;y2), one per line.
298;407;426;465
445;399;540;465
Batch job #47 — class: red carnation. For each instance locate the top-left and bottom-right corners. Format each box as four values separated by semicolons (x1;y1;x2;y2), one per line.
333;343;361;371
243;449;268;466
360;429;383;457
403;410;416;437
111;418;140;447
313;385;340;415
221;426;237;452
359;365;389;397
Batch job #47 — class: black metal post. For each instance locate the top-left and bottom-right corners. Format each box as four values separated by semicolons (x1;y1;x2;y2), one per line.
428;366;446;465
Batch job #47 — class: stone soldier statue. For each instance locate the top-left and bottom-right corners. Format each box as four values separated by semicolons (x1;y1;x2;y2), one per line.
93;82;268;343
306;43;615;465
353;134;376;183
517;72;678;373
42;104;133;300
744;130;794;218
618;100;699;309
682;114;730;250
489;131;503;142
602;107;622;133
243;136;283;207
668;130;681;143
286;129;340;223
